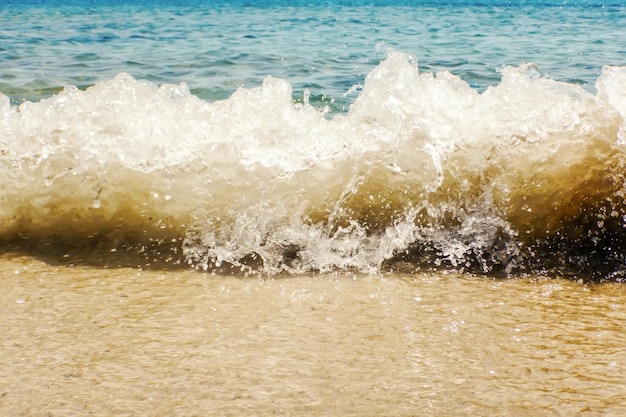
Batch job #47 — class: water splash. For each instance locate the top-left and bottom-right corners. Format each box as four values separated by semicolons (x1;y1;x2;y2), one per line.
1;53;626;280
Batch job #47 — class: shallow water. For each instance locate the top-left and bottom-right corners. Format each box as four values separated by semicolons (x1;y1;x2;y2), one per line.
2;1;626;414
1;254;625;415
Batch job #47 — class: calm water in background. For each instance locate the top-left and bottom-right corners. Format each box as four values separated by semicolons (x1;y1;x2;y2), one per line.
2;0;626;415
2;0;625;108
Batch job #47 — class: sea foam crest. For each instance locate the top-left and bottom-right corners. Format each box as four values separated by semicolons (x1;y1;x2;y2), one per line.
1;52;626;278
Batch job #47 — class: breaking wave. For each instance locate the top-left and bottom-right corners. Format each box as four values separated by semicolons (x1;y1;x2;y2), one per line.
2;52;626;281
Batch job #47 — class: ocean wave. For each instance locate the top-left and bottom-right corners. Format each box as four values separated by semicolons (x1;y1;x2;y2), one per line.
2;52;626;280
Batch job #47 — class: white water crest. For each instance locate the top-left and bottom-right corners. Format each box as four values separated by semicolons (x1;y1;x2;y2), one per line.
2;53;626;278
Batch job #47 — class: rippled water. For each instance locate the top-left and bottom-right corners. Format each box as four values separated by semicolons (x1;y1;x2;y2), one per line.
2;0;625;109
2;1;626;414
1;254;625;415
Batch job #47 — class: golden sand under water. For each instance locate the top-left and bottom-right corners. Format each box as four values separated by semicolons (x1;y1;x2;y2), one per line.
1;253;625;416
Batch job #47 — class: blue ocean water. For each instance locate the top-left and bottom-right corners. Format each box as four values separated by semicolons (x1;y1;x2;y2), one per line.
2;0;626;279
1;0;625;108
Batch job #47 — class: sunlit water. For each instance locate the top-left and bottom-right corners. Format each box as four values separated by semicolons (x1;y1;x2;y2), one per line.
1;254;625;415
3;0;626;414
2;0;625;109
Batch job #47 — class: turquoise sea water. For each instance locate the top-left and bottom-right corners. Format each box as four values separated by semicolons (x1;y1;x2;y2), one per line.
2;0;625;108
2;0;626;280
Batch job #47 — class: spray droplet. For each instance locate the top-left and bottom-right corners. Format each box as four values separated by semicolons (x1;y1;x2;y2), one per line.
303;89;310;106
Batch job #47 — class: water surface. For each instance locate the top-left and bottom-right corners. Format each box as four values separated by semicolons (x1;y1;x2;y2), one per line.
1;254;625;415
2;1;626;414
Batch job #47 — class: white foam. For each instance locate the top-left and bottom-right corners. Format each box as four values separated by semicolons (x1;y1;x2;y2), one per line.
1;53;625;274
